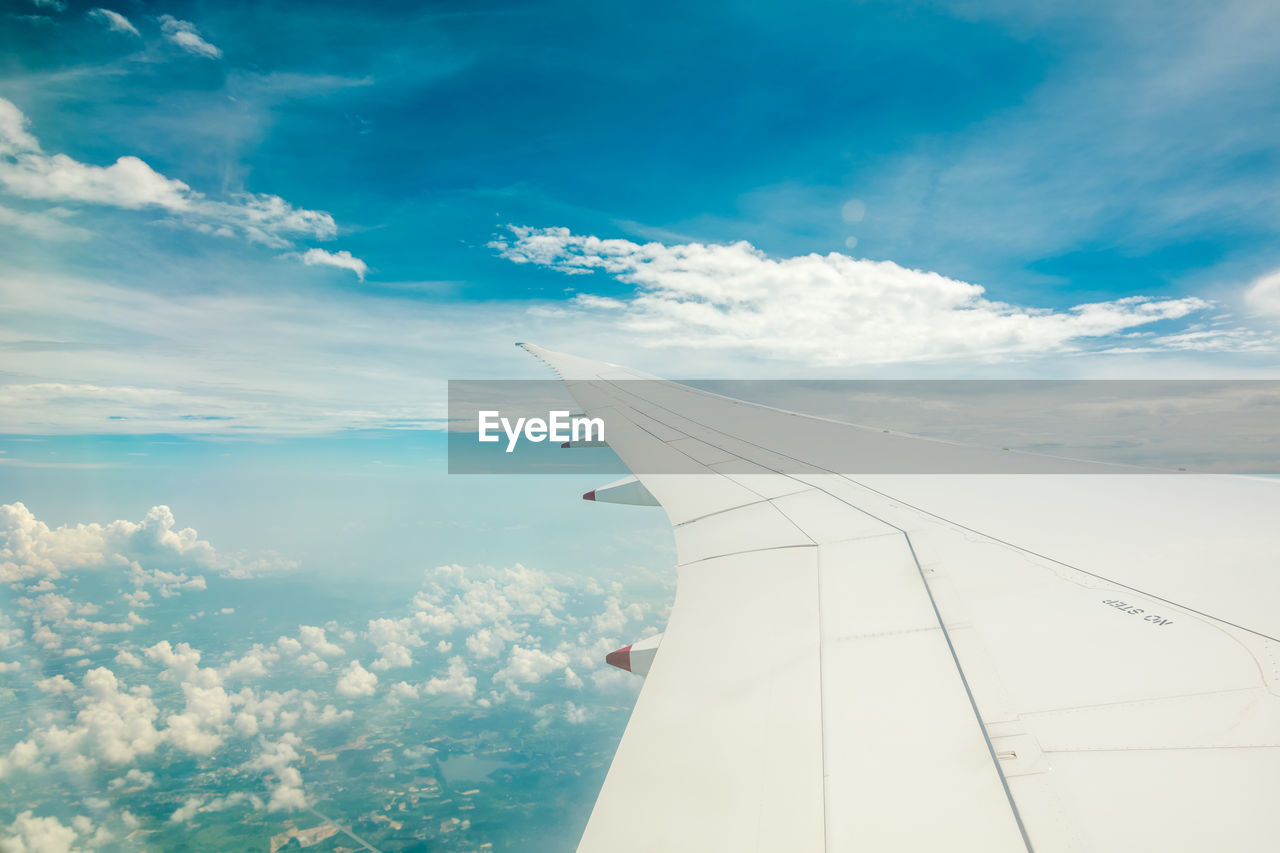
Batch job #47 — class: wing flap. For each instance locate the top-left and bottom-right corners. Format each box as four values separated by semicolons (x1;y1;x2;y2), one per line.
578;548;827;852
817;533;1030;852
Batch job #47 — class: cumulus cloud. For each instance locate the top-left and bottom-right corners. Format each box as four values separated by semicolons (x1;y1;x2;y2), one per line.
593;596;644;635
221;645;277;680
389;681;419;701
145;640;204;683
108;768;154;790
297;626;343;658
369;642;412;671
465;628;505;659
300;248;368;280
34;674;75;695
493;226;1221;365
410;563;566;638
0;502;291;583
158;15;221;59
335;661;377;697
494;646;573;697
86;8;138;36
0;98;338;250
422;657;476;701
33;667;164;768
144;641;235;755
247;733;306;812
0;613;24;650
0;811;79;853
303;702;352;726
168;796;204;825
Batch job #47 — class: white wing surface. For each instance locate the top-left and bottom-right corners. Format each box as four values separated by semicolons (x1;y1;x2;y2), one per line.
517;344;1280;853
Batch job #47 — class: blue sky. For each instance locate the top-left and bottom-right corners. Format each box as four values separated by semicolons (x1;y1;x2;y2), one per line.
7;0;1279;303
2;1;1280;460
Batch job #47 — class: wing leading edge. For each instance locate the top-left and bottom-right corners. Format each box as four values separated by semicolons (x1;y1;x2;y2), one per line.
517;344;1280;853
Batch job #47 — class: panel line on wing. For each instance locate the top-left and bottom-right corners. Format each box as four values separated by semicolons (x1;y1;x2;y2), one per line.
899;533;1037;853
841;478;1280;646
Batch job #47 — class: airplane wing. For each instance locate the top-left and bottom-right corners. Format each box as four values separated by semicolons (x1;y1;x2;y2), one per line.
517;343;1280;853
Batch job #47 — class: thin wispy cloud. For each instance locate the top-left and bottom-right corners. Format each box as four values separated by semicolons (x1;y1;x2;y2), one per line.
158;15;222;60
0;98;361;258
1245;270;1280;319
87;8;138;36
0;204;92;241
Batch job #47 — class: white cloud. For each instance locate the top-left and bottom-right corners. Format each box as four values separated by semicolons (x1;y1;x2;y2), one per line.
0;502;290;583
107;768;153;790
335;661;377;698
86;8;138;36
246;733;306;812
158;15;221;59
1245;269;1280;319
164;680;232;755
389;681;419;700
592;596;644;635
143;641;235;755
300;248;367;280
411;564;566;639
364;619;410;647
145;640;205;683
113;650;142;667
36;667;164;768
494;226;1222;365
0;613;24;650
34;674;75;695
464;628;504;659
370;642;412;671
297;625;343;658
494;646;572;695
304;702;352;725
0;98;337;250
221;645;277;680
168;796;204;825
294;652;328;673
0;811;79;853
422;657;476;701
